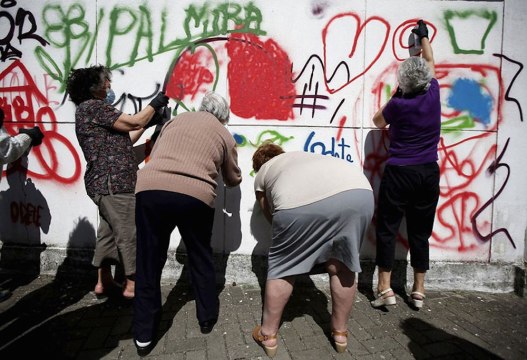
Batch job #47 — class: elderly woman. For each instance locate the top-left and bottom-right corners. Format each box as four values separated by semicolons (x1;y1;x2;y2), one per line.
67;65;168;300
251;142;374;356
370;20;440;309
133;92;242;356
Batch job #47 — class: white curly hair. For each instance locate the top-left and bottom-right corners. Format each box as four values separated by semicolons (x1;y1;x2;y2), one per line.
199;91;230;124
397;57;432;95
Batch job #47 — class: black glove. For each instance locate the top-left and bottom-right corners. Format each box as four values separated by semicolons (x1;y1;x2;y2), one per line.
19;126;44;146
0;108;4;128
148;92;169;111
145;106;171;129
412;19;429;40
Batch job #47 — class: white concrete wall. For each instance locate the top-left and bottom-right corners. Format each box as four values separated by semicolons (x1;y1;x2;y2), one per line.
1;1;526;282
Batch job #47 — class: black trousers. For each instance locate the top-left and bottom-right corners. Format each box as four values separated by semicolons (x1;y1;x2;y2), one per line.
133;190;217;342
375;163;440;271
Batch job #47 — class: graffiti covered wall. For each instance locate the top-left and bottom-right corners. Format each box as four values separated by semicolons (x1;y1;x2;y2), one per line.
1;0;526;287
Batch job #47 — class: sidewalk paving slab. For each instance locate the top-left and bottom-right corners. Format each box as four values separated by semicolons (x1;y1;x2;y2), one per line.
0;275;526;359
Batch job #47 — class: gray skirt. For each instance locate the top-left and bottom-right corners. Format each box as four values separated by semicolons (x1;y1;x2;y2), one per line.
267;189;374;279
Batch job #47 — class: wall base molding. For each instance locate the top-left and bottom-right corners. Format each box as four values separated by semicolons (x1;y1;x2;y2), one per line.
0;245;523;295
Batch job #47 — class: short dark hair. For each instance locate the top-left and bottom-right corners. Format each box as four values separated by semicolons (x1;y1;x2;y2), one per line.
252;141;285;172
66;65;110;106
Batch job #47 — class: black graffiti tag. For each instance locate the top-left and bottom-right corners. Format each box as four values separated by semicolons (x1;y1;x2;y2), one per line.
0;7;49;61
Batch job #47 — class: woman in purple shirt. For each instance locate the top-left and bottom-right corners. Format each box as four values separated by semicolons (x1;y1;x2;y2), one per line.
371;20;440;310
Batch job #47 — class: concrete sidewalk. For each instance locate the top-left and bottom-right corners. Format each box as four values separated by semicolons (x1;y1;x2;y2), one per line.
0;274;526;359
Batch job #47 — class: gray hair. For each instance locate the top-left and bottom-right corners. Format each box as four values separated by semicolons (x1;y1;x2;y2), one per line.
397;57;432;95
199;91;230;124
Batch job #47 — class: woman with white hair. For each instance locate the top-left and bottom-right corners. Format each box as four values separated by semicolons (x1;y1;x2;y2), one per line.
132;92;242;356
371;20;440;310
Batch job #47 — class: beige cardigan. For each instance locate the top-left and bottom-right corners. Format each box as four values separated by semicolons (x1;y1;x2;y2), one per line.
135;111;242;207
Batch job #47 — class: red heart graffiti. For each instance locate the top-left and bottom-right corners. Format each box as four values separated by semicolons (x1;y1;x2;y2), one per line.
322;13;390;94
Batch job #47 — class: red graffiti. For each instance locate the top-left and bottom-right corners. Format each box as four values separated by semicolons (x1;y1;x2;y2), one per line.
433;136;496;251
368;61;505;252
336;115;346;141
226;32;296;120
0;60;81;184
165;48;214;101
322;13;389;93
392;19;437;61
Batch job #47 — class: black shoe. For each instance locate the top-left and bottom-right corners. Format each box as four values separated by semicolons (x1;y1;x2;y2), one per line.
199;319;217;334
134;339;154;357
0;289;12;303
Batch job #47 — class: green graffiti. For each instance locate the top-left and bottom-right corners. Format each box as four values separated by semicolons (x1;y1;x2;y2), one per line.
34;1;266;92
233;129;293;177
251;130;294;147
234;130;294;148
383;84;394;99
444;9;497;55
35;3;98;91
441;115;476;133
182;2;264;41
107;5;154;67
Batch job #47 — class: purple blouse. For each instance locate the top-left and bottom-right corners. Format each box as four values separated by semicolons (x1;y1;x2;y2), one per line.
382;78;441;166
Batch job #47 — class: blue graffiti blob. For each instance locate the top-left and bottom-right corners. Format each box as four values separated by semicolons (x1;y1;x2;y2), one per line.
447;78;493;125
232;133;245;145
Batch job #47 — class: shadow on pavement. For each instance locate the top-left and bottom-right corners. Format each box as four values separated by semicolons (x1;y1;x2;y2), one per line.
401;317;503;359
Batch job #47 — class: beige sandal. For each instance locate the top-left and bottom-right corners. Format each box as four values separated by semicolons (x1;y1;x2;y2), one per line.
331;329;348;353
408;291;426;309
252;325;278;357
371;288;396;308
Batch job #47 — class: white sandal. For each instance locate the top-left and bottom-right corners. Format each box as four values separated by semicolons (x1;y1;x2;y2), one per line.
370;288;396;308
408;291;426;309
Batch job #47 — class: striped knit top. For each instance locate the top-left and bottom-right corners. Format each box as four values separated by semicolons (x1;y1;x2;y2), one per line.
135;111;242;207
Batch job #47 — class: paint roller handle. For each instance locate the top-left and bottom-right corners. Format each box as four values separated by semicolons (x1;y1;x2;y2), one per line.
412;19;429;40
148;91;169;111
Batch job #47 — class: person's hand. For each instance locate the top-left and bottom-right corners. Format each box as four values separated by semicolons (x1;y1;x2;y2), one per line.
412;19;429;40
19;126;44;146
145;107;170;129
148;92;169;111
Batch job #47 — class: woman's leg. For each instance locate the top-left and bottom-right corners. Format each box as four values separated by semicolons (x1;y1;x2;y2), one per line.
177;196;218;328
375;167;406;296
326;259;356;344
406;162;440;297
134;191;175;343
412;269;426;295
376;268;393;295
95;263;116;294
91;199;119;294
260;276;295;347
98;193;137;298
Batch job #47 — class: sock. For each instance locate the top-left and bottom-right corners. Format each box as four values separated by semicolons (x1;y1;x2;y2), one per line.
136;340;151;347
